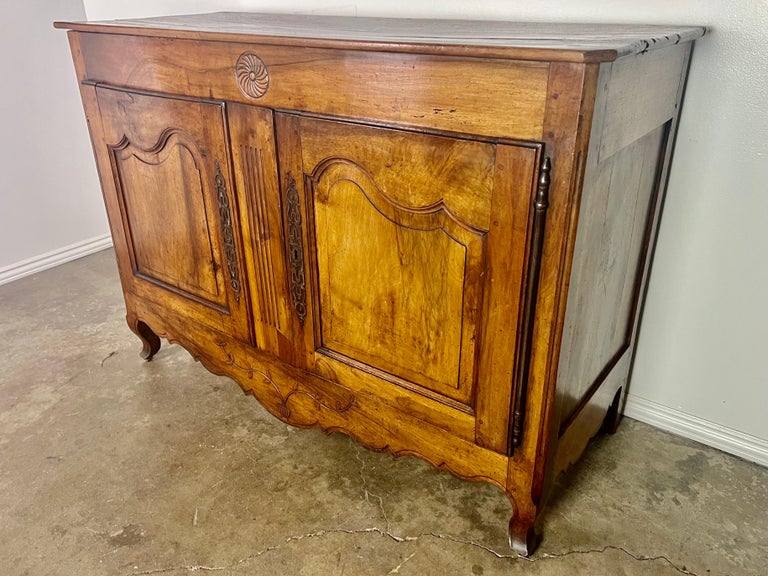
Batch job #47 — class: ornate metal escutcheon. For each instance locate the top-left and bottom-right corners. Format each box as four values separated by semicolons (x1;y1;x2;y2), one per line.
214;161;242;301
285;174;307;324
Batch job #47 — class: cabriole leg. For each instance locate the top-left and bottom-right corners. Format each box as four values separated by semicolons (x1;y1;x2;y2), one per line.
129;317;161;361
506;491;541;557
508;515;540;557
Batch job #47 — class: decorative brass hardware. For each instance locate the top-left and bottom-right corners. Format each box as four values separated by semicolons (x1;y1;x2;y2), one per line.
214;161;241;301
286;174;307;325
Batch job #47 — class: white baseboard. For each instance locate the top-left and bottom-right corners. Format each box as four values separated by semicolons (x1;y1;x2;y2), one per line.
0;234;113;286
624;393;768;467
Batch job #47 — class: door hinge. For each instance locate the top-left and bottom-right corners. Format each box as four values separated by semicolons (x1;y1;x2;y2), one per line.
510;156;551;453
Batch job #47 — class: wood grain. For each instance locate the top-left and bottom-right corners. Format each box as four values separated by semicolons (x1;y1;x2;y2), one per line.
75;32;549;140
598;44;687;161
299;118;492;406
552;42;693;473
557;125;666;431
474;144;540;452
227;103;293;356
298;118;496;231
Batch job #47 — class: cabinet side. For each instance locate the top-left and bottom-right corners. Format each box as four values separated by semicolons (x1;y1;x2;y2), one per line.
64;31;135;299
551;41;695;474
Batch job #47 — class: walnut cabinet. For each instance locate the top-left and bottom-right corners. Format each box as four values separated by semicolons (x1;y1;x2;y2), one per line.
56;13;704;554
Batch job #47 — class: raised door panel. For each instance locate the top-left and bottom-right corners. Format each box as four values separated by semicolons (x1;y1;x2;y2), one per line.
311;158;483;403
302;119;492;406
112;131;220;302
95;87;251;342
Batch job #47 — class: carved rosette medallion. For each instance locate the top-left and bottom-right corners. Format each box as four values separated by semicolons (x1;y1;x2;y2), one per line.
285;175;307;324
235;53;270;99
214;161;242;301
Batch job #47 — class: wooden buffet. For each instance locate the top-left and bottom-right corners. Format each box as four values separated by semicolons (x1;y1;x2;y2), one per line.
56;13;704;555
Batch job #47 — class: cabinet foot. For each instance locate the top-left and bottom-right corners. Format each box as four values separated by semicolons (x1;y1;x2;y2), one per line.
600;386;623;435
508;517;540;557
130;318;161;361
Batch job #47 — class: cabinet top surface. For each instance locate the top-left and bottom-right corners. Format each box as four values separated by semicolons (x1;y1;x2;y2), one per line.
55;12;704;63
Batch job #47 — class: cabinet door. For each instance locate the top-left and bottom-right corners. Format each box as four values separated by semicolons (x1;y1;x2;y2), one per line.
276;115;540;450
94;87;250;342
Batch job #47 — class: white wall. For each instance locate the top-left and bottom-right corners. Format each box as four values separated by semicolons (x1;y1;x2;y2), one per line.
0;0;109;281
70;1;768;460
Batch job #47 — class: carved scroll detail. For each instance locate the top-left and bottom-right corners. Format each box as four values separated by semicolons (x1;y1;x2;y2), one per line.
217;342;355;420
235;53;270;99
214;161;241;302
285;174;307;325
510;156;552;452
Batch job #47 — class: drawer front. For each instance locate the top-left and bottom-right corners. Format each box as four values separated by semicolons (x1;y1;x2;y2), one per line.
76;32;549;140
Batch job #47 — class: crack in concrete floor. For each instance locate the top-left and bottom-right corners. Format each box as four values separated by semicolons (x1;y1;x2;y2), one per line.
354;445;392;534
124;447;701;576
123;526;701;575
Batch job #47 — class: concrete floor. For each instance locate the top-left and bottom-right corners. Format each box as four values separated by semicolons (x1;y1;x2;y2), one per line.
0;249;766;576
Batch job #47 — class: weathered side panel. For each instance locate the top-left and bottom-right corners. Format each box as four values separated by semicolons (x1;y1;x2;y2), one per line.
553;43;692;471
